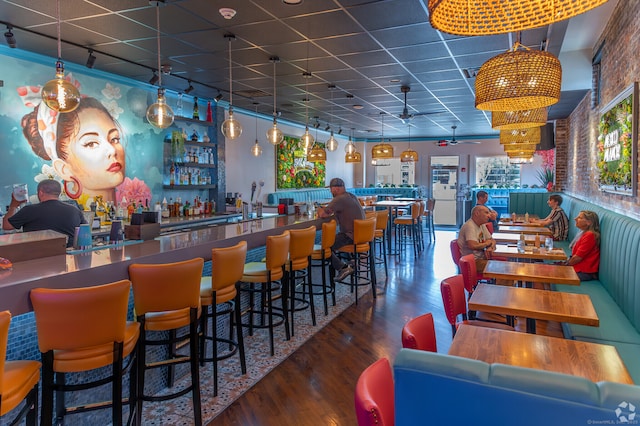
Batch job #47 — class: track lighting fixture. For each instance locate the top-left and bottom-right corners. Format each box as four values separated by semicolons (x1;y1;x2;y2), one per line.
86;49;96;68
214;92;223;102
337;128;343;135
184;80;194;94
4;25;16;48
149;71;159;85
325;124;331;132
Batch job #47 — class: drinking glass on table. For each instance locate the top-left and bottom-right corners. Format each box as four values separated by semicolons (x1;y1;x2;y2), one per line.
545;236;554;250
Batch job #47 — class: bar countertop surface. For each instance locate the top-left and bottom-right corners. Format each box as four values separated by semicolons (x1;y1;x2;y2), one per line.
0;213;325;315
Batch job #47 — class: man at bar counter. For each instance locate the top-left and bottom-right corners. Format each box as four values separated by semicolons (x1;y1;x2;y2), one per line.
317;177;365;281
3;179;86;247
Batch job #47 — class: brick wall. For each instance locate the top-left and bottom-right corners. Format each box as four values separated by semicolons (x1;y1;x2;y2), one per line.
559;0;640;219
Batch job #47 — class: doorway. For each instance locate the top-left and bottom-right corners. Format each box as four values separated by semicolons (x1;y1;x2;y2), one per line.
430;156;459;226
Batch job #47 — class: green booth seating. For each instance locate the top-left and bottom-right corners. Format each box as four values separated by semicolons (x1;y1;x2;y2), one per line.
266;187;419;205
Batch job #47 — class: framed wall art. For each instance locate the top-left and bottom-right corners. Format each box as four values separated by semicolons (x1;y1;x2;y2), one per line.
597;82;638;195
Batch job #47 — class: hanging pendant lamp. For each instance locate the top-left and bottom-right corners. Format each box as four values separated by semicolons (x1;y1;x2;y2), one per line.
325;84;339;151
221;33;242;139
345;129;361;163
301;70;314;152
492;107;548;130
499;127;541;145
41;0;81;113
428;0;609;36
251;103;262;157
400;124;418;162
371;113;393;159
476;42;561;112
145;1;174;129
266;56;284;145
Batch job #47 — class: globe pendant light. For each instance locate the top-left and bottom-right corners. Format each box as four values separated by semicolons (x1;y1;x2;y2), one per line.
41;0;81;113
326;85;339;151
145;1;174;129
371;112;393;159
221;34;242;139
301;70;314;152
266;56;284;145
251;103;263;157
345;128;361;163
400;124;418;162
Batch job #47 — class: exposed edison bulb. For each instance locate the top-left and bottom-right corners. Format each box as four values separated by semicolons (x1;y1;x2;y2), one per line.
41;61;81;113
301;127;314;152
266;117;284;145
146;88;175;129
251;139;263;157
344;140;356;154
326;132;339;151
222;107;242;139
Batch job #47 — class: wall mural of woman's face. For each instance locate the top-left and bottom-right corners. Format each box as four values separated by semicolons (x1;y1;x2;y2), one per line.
63;107;126;191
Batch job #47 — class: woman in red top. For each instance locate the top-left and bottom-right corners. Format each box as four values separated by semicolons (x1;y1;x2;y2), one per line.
566;210;600;281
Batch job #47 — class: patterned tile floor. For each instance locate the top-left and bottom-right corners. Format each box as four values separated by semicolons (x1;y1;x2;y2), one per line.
139;273;372;425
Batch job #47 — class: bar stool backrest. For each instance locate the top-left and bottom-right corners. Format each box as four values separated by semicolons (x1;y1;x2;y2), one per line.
321;220;337;249
375;209;389;231
31;280;131;352
354;217;376;245
129;258;204;315
0;311;8;387
265;231;290;272
289;226;316;269
212;241;247;299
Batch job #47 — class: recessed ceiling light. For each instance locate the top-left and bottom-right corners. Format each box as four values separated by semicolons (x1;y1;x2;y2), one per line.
219;8;237;19
389;79;400;83
283;0;303;4
353;104;363;109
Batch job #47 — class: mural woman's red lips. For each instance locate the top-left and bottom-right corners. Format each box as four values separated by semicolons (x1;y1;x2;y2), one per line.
108;163;122;172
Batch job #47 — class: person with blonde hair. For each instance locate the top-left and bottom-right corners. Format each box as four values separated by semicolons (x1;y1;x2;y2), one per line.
565;210;600;281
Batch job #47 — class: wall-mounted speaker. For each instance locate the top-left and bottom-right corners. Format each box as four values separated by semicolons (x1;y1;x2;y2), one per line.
536;122;555;151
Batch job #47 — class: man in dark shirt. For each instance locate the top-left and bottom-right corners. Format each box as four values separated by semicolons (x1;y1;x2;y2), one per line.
3;179;86;247
317;177;365;281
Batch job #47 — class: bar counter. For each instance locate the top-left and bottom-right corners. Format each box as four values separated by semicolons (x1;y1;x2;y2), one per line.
0;213;325;315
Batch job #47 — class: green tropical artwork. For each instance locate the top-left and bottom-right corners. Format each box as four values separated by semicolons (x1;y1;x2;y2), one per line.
276;135;326;189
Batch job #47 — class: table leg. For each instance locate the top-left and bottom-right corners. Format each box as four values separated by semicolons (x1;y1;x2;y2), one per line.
526;317;536;333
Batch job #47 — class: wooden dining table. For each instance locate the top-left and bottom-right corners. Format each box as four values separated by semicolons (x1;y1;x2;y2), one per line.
482;259;580;287
492;244;568;262
498;225;553;236
491;232;539;245
468;283;599;333
448;324;633;384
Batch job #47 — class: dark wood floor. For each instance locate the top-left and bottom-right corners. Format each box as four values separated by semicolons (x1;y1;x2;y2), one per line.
207;229;562;426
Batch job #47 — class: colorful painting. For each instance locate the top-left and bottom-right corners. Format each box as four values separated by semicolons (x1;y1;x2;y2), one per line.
276;136;326;189
597;82;638;195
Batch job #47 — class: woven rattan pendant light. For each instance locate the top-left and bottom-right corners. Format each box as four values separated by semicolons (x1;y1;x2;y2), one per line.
428;0;609;36
476;42;561;112
492;107;548;130
500;127;541;145
371;113;393;159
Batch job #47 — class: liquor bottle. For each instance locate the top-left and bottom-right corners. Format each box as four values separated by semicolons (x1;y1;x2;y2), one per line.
192;97;200;120
169;163;175;185
206;101;213;122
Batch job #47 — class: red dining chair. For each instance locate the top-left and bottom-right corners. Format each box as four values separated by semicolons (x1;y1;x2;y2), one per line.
440;274;514;337
401;312;437;352
354;358;394;426
449;239;462;272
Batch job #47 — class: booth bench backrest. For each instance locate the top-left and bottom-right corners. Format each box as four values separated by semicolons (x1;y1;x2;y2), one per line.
266;187;418;205
394;349;640;426
509;191;640;334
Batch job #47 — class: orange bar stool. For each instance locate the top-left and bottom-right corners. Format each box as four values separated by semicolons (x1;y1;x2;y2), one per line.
199;241;247;397
239;231;290;356
423;198;436;243
310;220;337;316
394;202;421;257
374;209;389;277
30;280;139;426
336;217;377;305
0;311;40;426
286;225;317;336
128;258;204;426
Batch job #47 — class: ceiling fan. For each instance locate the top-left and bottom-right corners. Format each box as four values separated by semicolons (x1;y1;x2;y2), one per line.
435;125;481;146
399;85;444;123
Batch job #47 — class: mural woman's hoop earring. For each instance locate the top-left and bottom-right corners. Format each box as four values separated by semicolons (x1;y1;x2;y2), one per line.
63;176;82;199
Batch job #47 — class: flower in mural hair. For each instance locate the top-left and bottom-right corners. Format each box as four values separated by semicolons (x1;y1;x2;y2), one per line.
33;164;61;183
115;177;152;206
101;83;122;100
101;99;124;119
